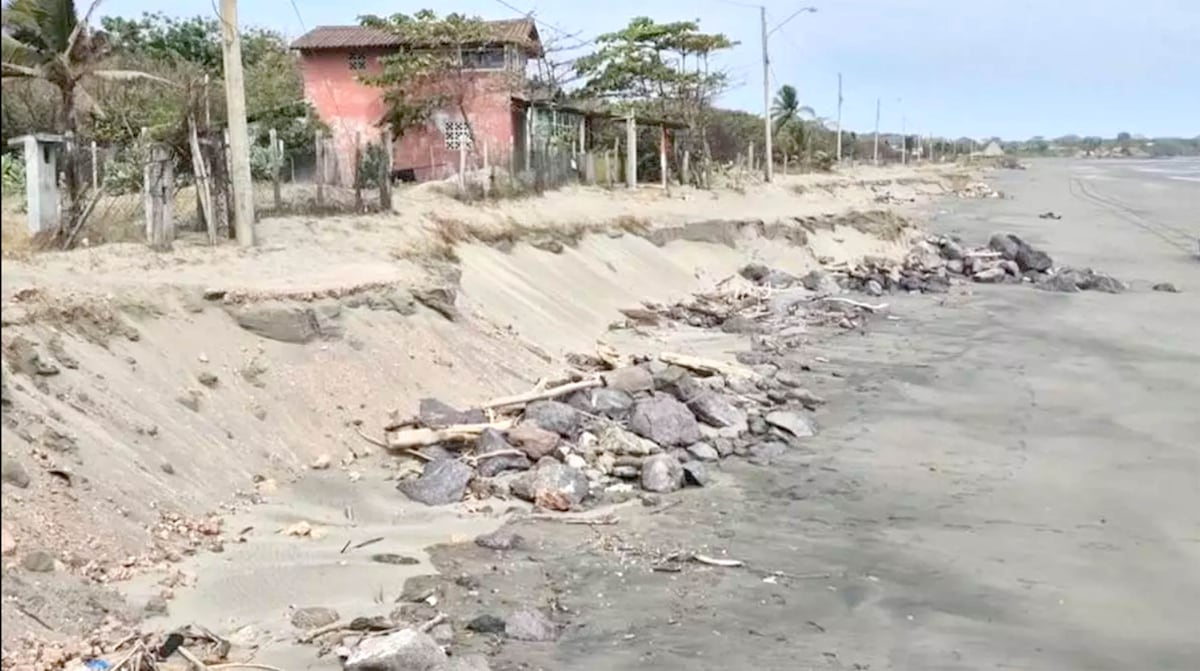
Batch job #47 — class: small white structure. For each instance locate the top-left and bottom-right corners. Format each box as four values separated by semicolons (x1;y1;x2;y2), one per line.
7;133;63;234
981;141;1005;157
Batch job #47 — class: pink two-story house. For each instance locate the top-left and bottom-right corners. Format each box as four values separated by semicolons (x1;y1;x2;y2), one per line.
291;19;544;184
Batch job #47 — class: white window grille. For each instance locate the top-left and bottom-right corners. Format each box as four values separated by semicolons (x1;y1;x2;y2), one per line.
444;121;473;150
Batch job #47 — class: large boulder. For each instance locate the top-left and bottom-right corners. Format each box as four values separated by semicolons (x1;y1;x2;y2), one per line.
397;459;473;506
764;410;817;438
506;424;559;460
344;628;446;671
567;388;634;419
801;270;841;295
687;392;747;430
522;400;581;437
641;453;684;493
603;366;654;394
629;394;702;446
1014;246;1053;272
228;302;341;344
510;461;589;511
596;423;659;456
987;232;1022;260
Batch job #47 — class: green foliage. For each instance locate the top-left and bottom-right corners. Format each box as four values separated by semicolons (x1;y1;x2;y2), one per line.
101;144;147;193
100;12;290;75
575;16;735;115
356;143;388;188
359;10;493;137
2;152;25;193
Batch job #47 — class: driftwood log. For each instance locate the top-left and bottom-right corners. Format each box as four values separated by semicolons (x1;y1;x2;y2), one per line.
481;378;602;410
658;352;760;380
386;420;513;450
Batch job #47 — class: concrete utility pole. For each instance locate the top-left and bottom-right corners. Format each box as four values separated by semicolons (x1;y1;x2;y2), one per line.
220;0;255;246
835;73;843;163
759;5;817;183
760;7;772;183
873;98;880;166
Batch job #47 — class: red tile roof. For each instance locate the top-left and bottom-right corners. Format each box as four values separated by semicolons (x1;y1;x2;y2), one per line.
291;18;541;55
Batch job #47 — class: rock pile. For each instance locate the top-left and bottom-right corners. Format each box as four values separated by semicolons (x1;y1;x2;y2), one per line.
386;356;822;511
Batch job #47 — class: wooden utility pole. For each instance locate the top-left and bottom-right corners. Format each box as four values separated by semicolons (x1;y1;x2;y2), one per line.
835;73;843;163
760;6;772;183
219;0;255;246
873;98;880;166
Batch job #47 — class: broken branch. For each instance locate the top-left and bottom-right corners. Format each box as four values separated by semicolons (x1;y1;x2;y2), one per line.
816;297;889;313
482;378;602;410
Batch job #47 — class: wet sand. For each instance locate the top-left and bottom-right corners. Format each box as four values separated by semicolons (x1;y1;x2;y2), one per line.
430;159;1200;670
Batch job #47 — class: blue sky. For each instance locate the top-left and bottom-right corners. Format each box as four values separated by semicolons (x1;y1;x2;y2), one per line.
99;0;1199;140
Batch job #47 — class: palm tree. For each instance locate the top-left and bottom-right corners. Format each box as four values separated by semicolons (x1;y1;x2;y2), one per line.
1;0;166;133
770;84;814;134
2;0;166;228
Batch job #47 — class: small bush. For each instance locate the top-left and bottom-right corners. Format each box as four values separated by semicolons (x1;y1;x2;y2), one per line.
1;153;25;194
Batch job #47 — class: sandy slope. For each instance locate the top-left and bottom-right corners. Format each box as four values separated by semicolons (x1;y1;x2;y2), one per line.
0;164;966;665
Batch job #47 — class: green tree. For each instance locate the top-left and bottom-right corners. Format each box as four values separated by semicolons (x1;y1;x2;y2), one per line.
770;85;814;133
358;10;493;138
2;0;167;228
575;16;736;176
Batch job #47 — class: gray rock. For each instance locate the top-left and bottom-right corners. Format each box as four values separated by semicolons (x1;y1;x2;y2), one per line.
773;369;806;388
144;595;169;616
788;388;826;409
21;550;55;573
474;428;531;477
940;240;965;260
344;628;447;671
1152;282;1180;293
629;394;702;446
397;459;474;506
477;453;531;478
747;441;788;466
603;366;654;394
764;410;817;438
988;232;1022;260
438;654;492;671
510;461;589;511
640;453;685;493
1085;272;1126;294
522;400;581;437
801;269;841;295
726;376;757;395
682;461;709;487
748;415;769;435
505;608;559;641
865;279;884;297
412;285;459;321
474;528;523;551
419;398;485;427
999;259;1021;276
430;624;454;644
506;424;559;460
1040;270;1081;293
291;606;339;629
418;445;457;462
567;388;634;419
1040;267;1125;294
686;442;720;462
2;458;30;488
466;614;506;634
229;302;340;344
712;438;735;458
720;314;765;334
945;259;965;275
687;392;747;430
973;266;1007;283
1015;246;1053;273
597;424;659;456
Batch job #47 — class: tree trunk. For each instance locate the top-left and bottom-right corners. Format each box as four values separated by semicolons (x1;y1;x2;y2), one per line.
59;84;80;237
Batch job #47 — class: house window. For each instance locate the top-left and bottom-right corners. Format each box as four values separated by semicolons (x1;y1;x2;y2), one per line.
462;47;506;70
348;52;367;70
444;121;473;150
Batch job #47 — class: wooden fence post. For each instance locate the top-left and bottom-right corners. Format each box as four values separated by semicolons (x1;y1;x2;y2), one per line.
90;141;98;190
146;145;174;251
315;131;325;208
458;141;466;190
625;114;637;188
681;150;690;186
269;128;281;211
659;126;668;189
380;128;393;210
748;141;755;174
354;132;363;212
222;128;234;239
188;118;216;244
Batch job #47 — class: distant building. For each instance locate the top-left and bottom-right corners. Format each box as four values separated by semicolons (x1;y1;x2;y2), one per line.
980;141;1005;157
292;20;552;183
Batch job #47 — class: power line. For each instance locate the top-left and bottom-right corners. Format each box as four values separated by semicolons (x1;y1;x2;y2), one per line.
488;0;594;49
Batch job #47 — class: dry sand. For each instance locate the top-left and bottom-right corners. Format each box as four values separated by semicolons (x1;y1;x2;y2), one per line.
1;163;973;668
